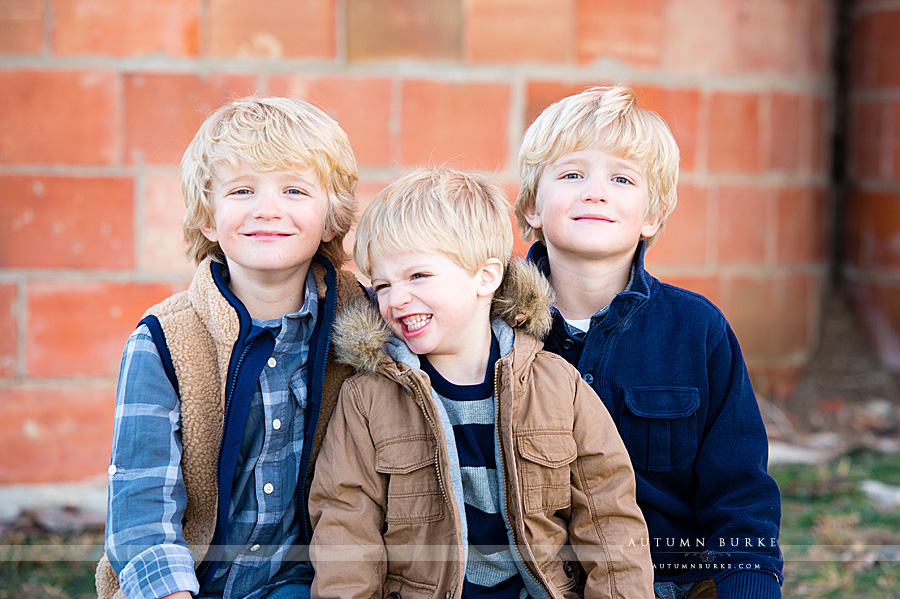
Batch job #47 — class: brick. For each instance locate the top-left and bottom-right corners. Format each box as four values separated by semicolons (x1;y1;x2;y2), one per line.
0;176;134;269
661;0;735;75
846;190;900;270
124;73;257;165
347;0;461;62
464;0;569;63
647;184;708;267
634;85;701;172
209;0;334;58
0;0;43;53
26;281;174;377
501;182;530;259
892;101;900;180
778;274;817;354
524;81;609;130
662;275;721;307
768;93;803;172
268;76;393;166
851;9;900;88
720;276;779;358
811;96;829;176
707;92;762;174
715;185;772;265
0;284;17;378
0;385;115;483
576;0;663;67
775;186;828;265
400;80;510;169
848;100;884;180
343;177;394;276
0;70;118;165
732;0;801;75
52;0;199;56
140;172;194;275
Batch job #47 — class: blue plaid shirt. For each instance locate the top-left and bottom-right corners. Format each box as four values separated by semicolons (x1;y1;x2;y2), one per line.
106;270;318;599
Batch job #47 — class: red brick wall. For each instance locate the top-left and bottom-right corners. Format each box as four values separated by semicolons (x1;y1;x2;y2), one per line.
844;1;900;370
0;0;834;483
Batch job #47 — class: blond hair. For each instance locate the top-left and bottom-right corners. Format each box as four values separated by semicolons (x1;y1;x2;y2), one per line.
181;96;358;266
515;85;679;247
354;167;514;278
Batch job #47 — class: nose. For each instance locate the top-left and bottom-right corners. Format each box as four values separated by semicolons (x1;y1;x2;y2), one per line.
253;189;282;219
582;176;607;203
387;285;411;310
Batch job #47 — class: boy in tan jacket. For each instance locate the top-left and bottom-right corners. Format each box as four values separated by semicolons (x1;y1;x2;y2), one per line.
309;166;653;599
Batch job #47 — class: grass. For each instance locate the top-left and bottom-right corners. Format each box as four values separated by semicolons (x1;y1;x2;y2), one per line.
0;530;101;598
0;446;898;597
771;446;900;598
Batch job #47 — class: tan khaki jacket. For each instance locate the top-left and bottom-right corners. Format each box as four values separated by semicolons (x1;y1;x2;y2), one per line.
309;260;653;599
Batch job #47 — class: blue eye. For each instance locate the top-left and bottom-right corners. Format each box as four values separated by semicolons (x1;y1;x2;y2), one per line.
613;176;632;185
562;172;581;180
373;283;389;293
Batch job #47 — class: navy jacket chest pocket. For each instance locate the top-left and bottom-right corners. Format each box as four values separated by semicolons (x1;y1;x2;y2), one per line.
621;387;700;472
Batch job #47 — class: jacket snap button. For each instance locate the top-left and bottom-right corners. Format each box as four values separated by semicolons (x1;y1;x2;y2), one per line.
564;561;575;577
583;373;594;384
387;593;401;599
562;339;575;351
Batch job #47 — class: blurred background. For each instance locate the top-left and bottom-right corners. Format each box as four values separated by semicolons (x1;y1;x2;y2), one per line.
0;0;897;488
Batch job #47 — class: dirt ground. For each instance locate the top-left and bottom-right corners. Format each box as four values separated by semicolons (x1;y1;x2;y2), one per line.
776;291;900;443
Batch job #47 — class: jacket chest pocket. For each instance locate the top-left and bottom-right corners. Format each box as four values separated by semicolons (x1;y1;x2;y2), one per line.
621;387;700;472
516;433;578;515
375;436;444;524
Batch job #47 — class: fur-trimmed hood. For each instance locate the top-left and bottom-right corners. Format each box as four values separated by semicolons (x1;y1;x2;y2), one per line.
333;258;553;374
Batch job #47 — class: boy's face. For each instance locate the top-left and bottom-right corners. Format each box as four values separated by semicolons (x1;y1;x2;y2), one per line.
525;146;661;266
202;163;333;284
370;250;496;365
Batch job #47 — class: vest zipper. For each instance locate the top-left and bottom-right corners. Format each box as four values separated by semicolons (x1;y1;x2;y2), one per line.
196;337;255;588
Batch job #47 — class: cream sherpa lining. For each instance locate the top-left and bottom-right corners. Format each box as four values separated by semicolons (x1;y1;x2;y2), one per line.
97;258;360;599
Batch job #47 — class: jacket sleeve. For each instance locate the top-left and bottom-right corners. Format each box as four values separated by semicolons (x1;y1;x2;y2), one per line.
567;376;654;599
105;325;199;598
694;323;783;598
309;377;388;599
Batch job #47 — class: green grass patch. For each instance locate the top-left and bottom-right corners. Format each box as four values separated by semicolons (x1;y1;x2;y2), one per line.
771;447;900;599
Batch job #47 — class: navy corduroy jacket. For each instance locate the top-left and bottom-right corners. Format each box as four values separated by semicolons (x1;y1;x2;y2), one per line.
528;241;783;599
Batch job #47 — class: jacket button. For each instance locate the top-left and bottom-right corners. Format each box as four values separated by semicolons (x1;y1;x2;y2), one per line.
564;561;575;577
387;593;401;599
583;373;594;384
562;339;575;351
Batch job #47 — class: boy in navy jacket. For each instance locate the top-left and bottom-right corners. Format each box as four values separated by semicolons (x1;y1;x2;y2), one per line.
515;85;783;599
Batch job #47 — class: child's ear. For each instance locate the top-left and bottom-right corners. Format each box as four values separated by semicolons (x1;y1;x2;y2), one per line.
476;258;505;298
641;211;663;239
321;223;336;243
523;204;543;230
200;221;218;243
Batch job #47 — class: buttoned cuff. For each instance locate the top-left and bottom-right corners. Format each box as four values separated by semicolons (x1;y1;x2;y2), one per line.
118;544;199;599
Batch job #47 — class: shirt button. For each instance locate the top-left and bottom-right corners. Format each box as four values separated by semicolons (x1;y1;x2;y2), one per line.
273;419;282;430
264;483;274;494
561;339;575;351
250;544;260;552
267;357;277;368
583;373;594;384
107;464;117;475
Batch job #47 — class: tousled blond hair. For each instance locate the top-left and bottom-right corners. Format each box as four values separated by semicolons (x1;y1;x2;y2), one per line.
181;96;358;266
515;85;679;247
354;167;514;278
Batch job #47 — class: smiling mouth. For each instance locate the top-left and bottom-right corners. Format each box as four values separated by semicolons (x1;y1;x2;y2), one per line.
244;231;291;238
400;314;431;332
